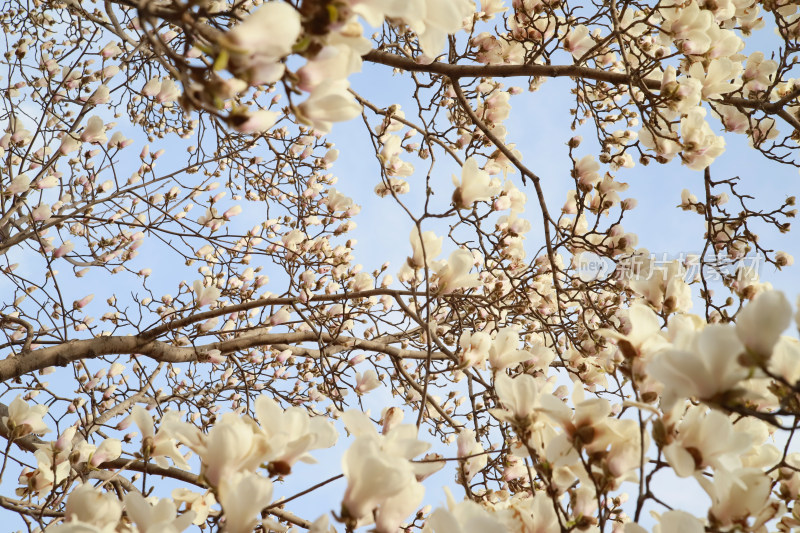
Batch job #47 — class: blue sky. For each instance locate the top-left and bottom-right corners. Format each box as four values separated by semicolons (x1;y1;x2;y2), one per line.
3;6;800;531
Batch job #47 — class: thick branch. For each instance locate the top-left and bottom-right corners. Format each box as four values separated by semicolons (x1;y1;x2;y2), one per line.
0;331;448;382
364;50;800;131
363;50;662;89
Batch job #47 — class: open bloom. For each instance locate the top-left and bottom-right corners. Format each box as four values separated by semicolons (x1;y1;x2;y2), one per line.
124;493;195;533
122;407;190;470
80;116;107;144
433;249;481;295
488;329;531;372
647;324;748;409
253;395;338;473
58;483;122;531
341;411;431;532
458;331;491;368
218;471;276;533
662;406;752;477
3;395;50;437
735;290;792;361
452;157;501;209
297;80;361;133
225;1;301;85
408;229;443;269
193;280;220;308
424;487;508;532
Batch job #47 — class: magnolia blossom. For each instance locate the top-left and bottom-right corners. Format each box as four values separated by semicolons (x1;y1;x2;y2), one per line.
648;324;748;409
171;489;216;526
193;280;220;308
490;373;546;427
743;52;778;94
253;395;337;473
564;25;594;59
697;468;773;528
80;116;107;144
90;438;122;467
380;135;415;177
575;154;601;189
225;1;301;85
452;157;501;209
124;493;196;533
488;329;532;372
218;471;277;533
231;110;279;134
6;174;30;195
341;411;433;532
687;58;743;99
433;249;481;295
25;448;71;497
680;107;725;170
55;483;122;531
408;229;443;269
58;134;81;155
456;429;487;482
662;406;752;477
458;331;491;368
3;395;50;437
355;369;381;394
297;80;362;133
121;407;190;469
735;290;792;360
424;488;508;532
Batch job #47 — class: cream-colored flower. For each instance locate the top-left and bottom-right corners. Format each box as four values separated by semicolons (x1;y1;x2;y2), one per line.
452;157;501;209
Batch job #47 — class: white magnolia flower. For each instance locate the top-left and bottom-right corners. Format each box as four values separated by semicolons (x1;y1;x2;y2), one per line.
697;467;773;528
736;290;792;360
490;373;549;427
408;229;443;269
488;329;531;372
647;324;748;409
433;249;481;295
123;407;190;470
687;58;743;99
456;429;487;482
297;80;362;133
452;157;501;209
680;107;725;170
193;280;221;308
424;488;508;532
6;174;30;195
59;134;81;155
170;413;267;487
60;483;122;530
3;395;50;437
626;510;705;533
564;25;594;59
662;406;751;477
458;331;492;368
340;411;432;531
218;471;276;533
377;0;473;58
80;116;107;144
124;493;196;533
171;489;216;525
341;433;419;529
227;1;300;58
355;369;381;394
231;110;279;134
90;438;122;467
253;395;338;472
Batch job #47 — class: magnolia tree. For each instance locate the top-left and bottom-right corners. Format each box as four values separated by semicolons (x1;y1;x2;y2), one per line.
3;0;800;531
